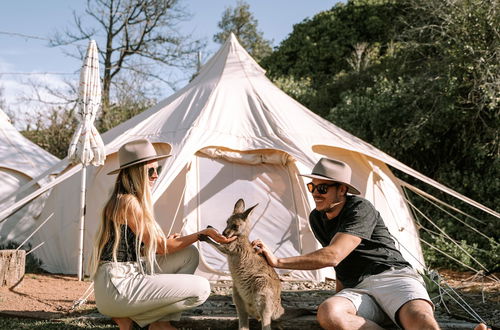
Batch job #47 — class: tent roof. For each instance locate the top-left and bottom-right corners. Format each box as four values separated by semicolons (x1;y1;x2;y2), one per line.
101;34;379;159
0;109;59;179
97;33;498;218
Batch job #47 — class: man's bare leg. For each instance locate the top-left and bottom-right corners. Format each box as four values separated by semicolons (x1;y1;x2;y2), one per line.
317;296;384;330
397;299;440;330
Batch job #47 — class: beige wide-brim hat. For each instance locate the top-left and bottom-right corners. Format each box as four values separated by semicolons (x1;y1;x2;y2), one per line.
300;158;361;195
107;139;171;175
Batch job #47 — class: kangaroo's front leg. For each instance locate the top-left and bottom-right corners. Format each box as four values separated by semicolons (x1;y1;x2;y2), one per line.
198;234;231;254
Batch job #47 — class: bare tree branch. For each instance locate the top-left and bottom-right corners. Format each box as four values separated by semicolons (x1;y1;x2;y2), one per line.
49;0;204;125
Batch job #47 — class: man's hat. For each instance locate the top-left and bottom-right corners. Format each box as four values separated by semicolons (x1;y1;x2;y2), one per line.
107;139;170;175
300;158;360;195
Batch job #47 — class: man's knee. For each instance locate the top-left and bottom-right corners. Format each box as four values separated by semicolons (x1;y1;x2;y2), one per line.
317;297;355;329
397;299;439;329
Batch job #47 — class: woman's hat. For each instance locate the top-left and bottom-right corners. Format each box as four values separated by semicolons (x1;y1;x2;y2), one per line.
107;139;171;175
300;158;360;195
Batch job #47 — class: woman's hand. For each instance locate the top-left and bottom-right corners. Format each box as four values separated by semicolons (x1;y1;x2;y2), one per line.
167;233;181;239
251;239;279;267
200;228;236;244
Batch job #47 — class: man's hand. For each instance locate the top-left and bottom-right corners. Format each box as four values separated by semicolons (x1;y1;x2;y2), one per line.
251;239;279;267
201;227;237;244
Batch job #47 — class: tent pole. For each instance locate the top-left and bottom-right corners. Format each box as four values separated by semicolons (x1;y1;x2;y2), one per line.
77;166;87;281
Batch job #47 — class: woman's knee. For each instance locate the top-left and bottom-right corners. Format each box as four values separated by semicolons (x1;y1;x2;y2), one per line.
183;244;200;271
185;244;200;259
187;276;211;306
157;245;200;274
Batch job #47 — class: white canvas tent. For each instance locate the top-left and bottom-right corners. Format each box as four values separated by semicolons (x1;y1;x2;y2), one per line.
0;109;59;246
23;34;498;281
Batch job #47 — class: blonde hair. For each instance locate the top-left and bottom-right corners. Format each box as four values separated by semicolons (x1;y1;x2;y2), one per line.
89;162;166;278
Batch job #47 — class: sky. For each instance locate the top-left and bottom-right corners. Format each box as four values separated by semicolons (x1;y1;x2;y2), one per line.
0;1;338;127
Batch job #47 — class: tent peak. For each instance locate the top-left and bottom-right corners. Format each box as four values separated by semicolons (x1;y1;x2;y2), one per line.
179;30;267;93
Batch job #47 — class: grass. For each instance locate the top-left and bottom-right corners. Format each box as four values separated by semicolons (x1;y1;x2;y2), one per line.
0;316;115;329
0;317;196;329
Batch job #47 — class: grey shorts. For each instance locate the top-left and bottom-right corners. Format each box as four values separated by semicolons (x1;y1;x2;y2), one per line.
335;267;433;327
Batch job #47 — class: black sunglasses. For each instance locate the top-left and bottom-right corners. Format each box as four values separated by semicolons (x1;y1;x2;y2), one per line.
307;182;338;194
148;165;162;178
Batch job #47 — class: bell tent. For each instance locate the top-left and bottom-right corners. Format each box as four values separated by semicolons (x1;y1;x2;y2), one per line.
26;34;485;281
0;109;59;246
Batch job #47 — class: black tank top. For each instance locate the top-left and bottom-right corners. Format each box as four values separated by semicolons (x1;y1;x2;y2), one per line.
100;225;139;262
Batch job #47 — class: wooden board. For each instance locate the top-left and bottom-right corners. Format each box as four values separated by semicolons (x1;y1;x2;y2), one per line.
0;250;25;287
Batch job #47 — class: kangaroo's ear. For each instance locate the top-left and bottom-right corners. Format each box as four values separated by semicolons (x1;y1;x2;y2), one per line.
233;198;245;214
243;203;258;219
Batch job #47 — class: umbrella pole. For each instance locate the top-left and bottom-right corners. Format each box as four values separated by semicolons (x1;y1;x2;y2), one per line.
77;165;87;281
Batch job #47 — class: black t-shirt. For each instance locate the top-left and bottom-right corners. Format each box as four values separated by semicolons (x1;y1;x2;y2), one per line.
309;195;410;288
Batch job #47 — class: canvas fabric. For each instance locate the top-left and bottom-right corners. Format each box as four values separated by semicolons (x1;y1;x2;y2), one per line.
0;109;59;244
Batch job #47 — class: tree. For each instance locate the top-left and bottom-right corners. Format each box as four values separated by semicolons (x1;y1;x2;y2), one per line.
21;107;77;159
262;0;499;270
261;0;405;117
328;0;499;209
214;0;272;61
51;0;203;128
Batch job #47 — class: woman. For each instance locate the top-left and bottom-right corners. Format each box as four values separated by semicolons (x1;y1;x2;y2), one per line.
89;139;235;330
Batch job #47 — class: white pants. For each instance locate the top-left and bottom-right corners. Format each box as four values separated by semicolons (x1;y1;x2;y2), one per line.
94;245;210;327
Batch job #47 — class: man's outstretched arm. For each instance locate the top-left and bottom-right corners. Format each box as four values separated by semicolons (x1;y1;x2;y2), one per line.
252;232;361;270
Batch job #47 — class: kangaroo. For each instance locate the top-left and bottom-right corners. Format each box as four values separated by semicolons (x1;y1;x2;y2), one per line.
199;198;284;330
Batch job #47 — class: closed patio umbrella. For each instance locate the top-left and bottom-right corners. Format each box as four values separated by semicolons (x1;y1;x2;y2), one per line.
68;40;105;280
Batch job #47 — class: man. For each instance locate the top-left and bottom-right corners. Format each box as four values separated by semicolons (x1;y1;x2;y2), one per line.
252;157;440;330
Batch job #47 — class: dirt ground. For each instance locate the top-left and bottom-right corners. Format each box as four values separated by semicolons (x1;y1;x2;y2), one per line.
433;270;500;327
0;270;499;327
0;273;96;319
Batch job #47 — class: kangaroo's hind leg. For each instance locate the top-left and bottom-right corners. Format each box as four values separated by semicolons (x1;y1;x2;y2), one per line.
259;295;275;330
233;287;250;330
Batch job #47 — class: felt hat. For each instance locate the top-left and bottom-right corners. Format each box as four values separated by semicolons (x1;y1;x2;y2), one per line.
300;158;360;195
107;139;170;175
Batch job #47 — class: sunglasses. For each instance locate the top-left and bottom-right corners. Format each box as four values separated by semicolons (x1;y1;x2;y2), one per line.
148;165;162;178
307;182;338;194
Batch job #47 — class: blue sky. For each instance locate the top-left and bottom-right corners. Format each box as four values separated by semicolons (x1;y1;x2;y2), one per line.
0;1;338;124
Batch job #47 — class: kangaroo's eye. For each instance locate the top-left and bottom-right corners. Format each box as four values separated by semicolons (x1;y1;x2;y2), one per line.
231;225;238;230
